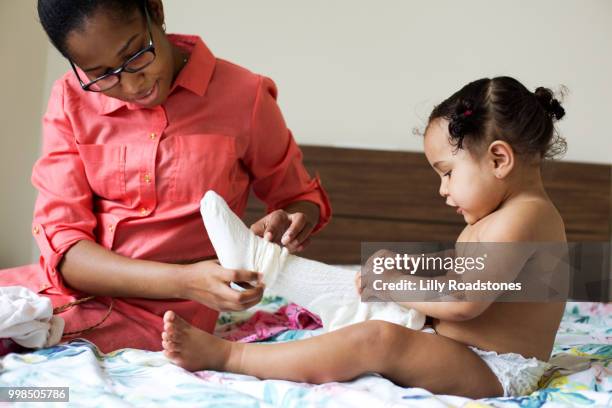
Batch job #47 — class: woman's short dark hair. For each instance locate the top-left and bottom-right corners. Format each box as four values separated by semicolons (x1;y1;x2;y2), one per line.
38;0;147;59
428;76;567;160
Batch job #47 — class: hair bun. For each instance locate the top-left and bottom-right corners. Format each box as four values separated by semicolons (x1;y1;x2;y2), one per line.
534;87;565;120
448;99;478;144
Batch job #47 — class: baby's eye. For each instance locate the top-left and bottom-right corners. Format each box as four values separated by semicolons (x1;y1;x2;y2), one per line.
444;170;452;177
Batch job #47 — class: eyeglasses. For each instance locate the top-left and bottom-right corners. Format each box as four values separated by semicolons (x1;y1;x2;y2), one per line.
70;7;156;92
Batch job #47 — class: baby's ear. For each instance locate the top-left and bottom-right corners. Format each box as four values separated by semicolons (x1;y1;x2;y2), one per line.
487;140;514;179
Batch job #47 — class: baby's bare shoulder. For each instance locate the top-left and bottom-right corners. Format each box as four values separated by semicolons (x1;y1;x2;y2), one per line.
477;198;565;242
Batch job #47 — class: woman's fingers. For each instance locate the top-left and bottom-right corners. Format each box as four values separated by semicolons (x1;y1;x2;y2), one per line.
249;219;266;237
187;260;265;311
264;210;291;243
282;213;315;252
286;224;313;253
249;210;315;252
238;294;264;310
217;282;264;311
281;213;305;245
250;210;291;244
223;268;263;285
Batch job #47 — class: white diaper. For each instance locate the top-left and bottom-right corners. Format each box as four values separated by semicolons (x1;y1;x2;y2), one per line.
469;346;551;397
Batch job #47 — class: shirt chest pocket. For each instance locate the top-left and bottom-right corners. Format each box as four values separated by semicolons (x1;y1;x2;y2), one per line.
77;144;127;201
170;134;237;203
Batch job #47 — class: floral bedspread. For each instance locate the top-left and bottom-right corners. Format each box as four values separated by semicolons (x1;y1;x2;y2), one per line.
0;300;610;407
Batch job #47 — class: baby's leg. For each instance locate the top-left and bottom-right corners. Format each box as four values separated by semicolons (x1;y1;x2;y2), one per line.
162;311;502;399
200;191;424;331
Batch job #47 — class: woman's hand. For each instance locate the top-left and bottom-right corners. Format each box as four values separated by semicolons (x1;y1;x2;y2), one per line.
179;259;265;311
250;201;320;253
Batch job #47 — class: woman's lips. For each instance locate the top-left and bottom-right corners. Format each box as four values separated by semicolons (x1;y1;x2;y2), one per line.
132;81;159;105
456;208;463;215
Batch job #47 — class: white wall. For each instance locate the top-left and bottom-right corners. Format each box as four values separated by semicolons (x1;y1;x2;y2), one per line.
43;1;612;164
4;0;612;266
160;0;611;163
0;0;48;267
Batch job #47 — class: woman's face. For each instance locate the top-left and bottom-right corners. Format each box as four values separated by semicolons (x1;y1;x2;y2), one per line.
424;119;504;225
64;5;178;107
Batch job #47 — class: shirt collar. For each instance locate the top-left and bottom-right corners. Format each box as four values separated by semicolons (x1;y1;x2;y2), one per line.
98;34;215;115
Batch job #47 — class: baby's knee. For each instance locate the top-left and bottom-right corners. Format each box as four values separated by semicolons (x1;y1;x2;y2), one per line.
352;320;408;363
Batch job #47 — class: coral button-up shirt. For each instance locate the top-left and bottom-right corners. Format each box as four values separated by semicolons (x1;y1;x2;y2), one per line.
29;34;331;329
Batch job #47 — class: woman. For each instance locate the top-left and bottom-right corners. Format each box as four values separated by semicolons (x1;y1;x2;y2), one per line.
0;0;330;352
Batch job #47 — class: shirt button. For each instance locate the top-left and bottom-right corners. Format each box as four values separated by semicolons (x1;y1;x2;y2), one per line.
149;132;156;140
140;207;149;215
32;226;40;235
108;224;115;233
144;173;152;184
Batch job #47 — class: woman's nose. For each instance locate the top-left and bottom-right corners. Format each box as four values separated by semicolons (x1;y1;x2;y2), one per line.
120;72;145;95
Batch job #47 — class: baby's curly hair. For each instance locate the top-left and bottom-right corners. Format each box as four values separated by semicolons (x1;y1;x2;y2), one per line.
428;77;567;160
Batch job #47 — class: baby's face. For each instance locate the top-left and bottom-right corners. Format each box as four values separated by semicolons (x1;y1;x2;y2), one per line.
424;119;505;225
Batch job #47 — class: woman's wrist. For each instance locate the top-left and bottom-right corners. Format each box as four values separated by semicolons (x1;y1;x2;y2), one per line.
175;262;197;301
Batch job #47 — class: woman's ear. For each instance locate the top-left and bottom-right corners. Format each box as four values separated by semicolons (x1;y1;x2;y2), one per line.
146;0;165;27
487;140;514;179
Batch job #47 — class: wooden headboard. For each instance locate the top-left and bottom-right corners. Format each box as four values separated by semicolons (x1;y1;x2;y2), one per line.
244;145;611;265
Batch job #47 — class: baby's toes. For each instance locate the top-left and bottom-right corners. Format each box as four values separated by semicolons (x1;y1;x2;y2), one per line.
163;321;175;339
163;310;176;324
162;339;181;352
163;348;181;362
170;312;190;331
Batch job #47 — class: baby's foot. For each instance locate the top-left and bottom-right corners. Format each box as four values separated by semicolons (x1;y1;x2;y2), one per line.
200;190;287;286
161;310;231;372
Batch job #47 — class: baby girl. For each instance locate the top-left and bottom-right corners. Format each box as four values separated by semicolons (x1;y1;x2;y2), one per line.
161;76;567;398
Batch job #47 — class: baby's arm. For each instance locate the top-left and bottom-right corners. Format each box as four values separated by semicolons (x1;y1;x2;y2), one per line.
396;212;540;321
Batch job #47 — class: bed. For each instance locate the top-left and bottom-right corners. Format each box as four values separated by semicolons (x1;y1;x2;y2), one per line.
0;298;610;407
1;145;610;407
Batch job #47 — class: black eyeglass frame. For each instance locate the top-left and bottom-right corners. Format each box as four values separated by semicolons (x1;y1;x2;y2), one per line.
69;6;156;92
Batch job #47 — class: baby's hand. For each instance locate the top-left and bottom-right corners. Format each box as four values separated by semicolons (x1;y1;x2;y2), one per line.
360;249;403;301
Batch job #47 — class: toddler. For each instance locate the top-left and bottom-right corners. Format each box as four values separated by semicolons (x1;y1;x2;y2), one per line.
161;76;568;398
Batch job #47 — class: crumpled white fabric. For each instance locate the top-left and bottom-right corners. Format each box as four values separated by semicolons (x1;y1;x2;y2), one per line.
307;292;425;332
0;286;64;348
201;190;425;333
469;345;552;397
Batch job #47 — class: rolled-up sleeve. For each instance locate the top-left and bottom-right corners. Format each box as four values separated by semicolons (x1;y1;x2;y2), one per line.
31;80;96;293
241;76;331;233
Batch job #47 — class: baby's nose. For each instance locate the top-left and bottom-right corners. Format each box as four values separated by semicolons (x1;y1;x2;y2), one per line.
439;183;449;198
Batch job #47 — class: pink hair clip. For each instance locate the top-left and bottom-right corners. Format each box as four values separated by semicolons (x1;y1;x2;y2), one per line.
464;110;473;117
